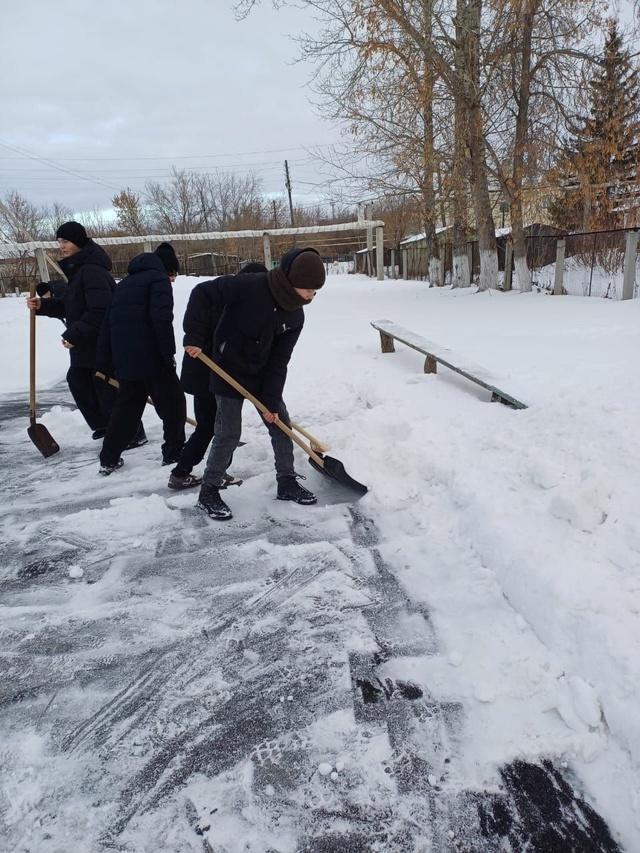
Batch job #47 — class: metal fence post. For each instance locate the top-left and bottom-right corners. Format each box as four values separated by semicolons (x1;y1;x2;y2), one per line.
553;239;565;295
622;229;639;300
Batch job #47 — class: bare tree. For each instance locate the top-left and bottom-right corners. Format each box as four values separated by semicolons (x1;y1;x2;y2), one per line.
287;0;446;283
0;190;46;242
481;0;603;291
42;202;75;238
144;168;206;234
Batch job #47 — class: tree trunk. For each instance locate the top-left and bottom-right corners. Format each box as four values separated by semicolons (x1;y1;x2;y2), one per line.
464;0;498;291
452;0;471;288
510;1;537;291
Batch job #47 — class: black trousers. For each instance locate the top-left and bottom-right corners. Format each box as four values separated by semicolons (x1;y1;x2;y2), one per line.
67;365;117;431
173;394;217;476
100;364;186;466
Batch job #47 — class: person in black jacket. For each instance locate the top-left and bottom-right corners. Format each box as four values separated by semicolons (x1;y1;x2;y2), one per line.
26;221;124;439
194;247;326;521
96;242;186;475
36;280;68;300
167;261;268;491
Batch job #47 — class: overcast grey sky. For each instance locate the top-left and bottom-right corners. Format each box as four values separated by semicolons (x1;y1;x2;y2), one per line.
4;0;637;219
2;0;345;215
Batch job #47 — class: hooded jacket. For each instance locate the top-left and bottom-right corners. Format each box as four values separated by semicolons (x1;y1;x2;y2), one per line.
194;270;304;411
36;240;115;368
97;253;176;381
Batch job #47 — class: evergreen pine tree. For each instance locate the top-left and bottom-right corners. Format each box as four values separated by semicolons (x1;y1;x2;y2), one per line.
549;20;640;231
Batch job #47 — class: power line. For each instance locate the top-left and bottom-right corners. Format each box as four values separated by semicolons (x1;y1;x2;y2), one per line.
0;143;338;163
0;138;120;192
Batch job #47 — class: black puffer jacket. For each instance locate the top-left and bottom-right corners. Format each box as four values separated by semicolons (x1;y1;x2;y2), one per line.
179;280;221;397
97;253;176;381
36;240;115;368
198;272;304;411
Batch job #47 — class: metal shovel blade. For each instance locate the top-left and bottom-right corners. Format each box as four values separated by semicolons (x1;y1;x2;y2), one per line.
28;422;60;458
308;453;368;497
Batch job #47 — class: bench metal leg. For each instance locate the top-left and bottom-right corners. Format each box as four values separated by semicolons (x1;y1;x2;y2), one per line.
491;391;517;410
424;355;437;374
379;332;395;353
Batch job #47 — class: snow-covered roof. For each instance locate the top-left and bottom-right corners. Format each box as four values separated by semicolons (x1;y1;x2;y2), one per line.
399;225;453;246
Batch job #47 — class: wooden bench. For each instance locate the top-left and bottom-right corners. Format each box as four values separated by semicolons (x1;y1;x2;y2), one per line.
371;319;527;410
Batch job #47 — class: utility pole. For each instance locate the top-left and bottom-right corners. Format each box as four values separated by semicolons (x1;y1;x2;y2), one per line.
272;199;278;229
284;160;295;228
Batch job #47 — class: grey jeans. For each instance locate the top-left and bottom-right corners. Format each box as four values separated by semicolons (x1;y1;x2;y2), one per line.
202;395;295;487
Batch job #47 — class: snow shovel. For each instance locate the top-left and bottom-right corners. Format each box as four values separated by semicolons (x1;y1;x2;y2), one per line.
94;371;198;427
28;282;60;458
197;353;368;497
289;420;329;453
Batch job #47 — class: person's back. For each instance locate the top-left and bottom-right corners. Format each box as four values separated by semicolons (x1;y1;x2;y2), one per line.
104;252;176;381
97;242;186;475
168;262;269;491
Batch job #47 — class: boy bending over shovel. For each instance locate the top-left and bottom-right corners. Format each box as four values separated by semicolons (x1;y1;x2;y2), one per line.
193;247;325;520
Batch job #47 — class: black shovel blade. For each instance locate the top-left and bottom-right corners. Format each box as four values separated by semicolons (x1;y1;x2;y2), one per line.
28;423;60;458
308;453;368;497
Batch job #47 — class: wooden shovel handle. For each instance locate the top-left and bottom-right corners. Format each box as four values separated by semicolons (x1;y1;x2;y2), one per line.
196;353;326;469
94;371;197;428
290;420;329;453
29;282;37;422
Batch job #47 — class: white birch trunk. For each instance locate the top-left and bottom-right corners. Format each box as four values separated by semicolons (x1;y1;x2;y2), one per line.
452;252;470;288
428;257;440;287
514;255;531;292
478;248;499;291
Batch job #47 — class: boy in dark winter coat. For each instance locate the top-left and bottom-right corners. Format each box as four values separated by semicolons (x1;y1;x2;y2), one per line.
195;247;326;521
96;242;187;475
168;261;268;491
26;221;124;438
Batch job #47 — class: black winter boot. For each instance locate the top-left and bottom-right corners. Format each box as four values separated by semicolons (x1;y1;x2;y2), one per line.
99;458;124;476
277;474;317;505
197;485;233;520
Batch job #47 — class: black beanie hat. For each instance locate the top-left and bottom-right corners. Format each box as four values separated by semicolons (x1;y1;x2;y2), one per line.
284;248;326;290
56;221;88;248
154;242;180;274
240;261;268;274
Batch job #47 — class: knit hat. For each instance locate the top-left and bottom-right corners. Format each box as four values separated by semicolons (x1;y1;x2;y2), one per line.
56;221;88;248
240;261;268;274
154;242;180;275
284;248;325;290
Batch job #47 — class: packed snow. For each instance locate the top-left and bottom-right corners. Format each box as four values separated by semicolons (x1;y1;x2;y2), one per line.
0;268;638;851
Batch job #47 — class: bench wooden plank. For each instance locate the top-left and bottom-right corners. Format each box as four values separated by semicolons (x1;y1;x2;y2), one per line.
371;319;528;410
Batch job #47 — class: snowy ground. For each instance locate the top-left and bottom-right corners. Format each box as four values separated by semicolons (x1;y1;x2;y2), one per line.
1;273;638;852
